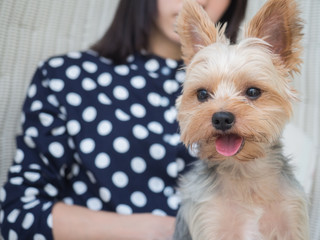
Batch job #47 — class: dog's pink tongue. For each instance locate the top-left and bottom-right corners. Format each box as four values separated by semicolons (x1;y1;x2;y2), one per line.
216;134;243;156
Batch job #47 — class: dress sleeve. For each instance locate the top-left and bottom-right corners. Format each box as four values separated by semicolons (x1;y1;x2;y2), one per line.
0;62;74;240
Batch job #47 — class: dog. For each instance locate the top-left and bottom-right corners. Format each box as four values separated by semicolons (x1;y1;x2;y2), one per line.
173;0;309;239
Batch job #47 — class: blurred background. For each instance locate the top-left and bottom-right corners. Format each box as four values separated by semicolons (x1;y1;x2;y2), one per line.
0;0;319;239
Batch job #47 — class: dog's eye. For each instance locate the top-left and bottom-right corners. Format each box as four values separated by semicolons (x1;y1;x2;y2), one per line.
197;89;209;102
246;87;261;100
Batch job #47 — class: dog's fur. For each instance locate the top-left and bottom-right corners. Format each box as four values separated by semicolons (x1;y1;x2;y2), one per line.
173;0;309;239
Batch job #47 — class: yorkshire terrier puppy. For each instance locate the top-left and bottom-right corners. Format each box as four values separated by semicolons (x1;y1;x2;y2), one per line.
173;0;309;239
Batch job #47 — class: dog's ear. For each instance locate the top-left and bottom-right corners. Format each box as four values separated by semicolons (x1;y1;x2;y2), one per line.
176;0;219;65
247;0;303;73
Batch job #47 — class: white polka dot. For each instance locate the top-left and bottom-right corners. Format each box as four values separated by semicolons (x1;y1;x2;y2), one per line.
25;127;38;138
44;184;58;197
115;109;131;121
10;165;22;173
63;197;74;205
99;187;111;202
175;70;185;83
82;78;97;91
164;133;181;146
164;186;174;197
130;76;146;89
72;164;80;176
47;94;59;107
73;181;88;195
10;177;24;185
87;198;103;211
67;120;81;136
100;57;112;65
113;86;129;100
152;209;167;216
82;61;98;73
131;157;146;174
23;199;40;210
113;137;130;153
33;233;46;240
132;125;149;140
28;84;37;98
168;195;180;210
66;65;81;79
161;67;171;75
116;204;132;215
14;149;24;163
47;213;53;228
163;80;179;94
30;100;43;111
164;107;177;124
21;195;35;203
66;92;82;106
97;120;112;136
0;210;3;223
147;92;162;107
22;213;34;230
130;104;146;118
67;51;82;59
131;191;147;208
131;64;138;70
50;79;65;92
167;162;178;178
39;112;54;127
149;143;166;160
24;172;41;182
147;122;163;134
21;113;25;124
25;187;39;196
166;59;178;68
145;59;159;72
112;171;129;188
148;177;165;193
160;97;169;107
7;209;20;223
41;79;49;88
24;136;36;148
8;229;18;240
42;202;52;211
51;126;66;136
98;73;112;86
80;138;95;154
95;153;110;169
114;65;130;76
98;93;112;105
176;158;186;172
82;106;97;122
49;57;64;68
127;55;134;62
48;142;64;158
40;154;49;165
0;187;6;202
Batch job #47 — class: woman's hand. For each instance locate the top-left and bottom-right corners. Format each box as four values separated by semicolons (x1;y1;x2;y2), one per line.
118;213;175;240
52;202;175;240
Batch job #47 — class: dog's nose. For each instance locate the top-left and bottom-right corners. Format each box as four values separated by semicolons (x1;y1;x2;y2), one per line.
212;112;235;131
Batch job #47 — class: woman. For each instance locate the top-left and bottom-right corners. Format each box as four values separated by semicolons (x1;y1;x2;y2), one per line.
0;0;247;239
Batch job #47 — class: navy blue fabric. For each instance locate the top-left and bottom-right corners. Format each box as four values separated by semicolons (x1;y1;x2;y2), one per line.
0;50;195;239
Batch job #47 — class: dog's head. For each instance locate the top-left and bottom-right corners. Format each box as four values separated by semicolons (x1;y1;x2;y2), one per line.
176;0;303;161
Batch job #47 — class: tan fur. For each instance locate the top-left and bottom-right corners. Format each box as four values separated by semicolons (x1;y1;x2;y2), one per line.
174;0;309;239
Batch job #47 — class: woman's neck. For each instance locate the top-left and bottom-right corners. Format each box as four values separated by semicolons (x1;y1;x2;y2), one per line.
148;28;182;60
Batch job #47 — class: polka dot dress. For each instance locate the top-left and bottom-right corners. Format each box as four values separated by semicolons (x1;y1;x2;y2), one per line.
0;50;195;239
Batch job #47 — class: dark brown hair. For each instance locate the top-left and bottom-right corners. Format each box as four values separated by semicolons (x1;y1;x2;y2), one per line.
92;0;247;64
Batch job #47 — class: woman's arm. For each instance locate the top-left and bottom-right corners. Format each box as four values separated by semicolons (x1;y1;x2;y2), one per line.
52;202;175;240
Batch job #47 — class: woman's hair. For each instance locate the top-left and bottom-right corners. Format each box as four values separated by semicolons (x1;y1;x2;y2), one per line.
92;0;248;64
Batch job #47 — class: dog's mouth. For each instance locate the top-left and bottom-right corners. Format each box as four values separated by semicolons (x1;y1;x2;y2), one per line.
215;134;244;157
